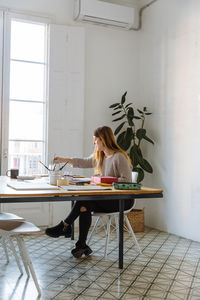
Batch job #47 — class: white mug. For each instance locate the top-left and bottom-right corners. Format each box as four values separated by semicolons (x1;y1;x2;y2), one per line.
49;171;61;185
132;171;138;183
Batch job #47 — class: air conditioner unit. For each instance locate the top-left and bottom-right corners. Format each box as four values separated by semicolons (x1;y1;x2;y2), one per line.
74;0;139;30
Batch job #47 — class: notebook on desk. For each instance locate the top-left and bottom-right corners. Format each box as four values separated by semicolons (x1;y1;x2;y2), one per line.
7;182;60;191
60;185;112;191
69;177;91;185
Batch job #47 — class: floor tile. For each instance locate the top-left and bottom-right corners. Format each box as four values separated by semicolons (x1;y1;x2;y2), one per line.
0;227;200;300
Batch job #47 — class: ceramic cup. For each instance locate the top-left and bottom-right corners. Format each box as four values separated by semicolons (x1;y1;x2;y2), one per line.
6;169;19;179
132;171;138;183
49;171;61;185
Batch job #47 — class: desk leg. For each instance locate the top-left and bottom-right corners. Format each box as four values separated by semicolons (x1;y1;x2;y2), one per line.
119;199;124;269
71;200;74;240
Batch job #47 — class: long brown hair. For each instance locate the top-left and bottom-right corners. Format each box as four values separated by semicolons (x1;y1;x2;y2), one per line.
93;126;131;175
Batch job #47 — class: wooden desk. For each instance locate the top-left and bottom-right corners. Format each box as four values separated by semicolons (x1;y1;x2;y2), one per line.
0;176;163;269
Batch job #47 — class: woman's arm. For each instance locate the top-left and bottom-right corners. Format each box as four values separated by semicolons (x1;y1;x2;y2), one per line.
54;156;93;168
54;157;72;164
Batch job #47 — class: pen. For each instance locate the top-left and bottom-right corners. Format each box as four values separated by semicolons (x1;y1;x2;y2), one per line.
39;160;50;171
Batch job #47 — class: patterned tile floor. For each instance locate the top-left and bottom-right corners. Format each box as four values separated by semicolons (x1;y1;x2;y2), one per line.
0;227;200;300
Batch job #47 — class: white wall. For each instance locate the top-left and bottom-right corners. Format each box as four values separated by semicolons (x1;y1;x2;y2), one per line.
0;0;138;159
0;0;139;223
84;25;139;162
136;0;200;242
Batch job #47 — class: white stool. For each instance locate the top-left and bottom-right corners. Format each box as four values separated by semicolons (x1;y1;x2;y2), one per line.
0;220;41;295
87;204;142;259
0;212;24;264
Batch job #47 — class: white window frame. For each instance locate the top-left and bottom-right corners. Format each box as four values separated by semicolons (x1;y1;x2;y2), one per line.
0;11;50;175
0;10;3;174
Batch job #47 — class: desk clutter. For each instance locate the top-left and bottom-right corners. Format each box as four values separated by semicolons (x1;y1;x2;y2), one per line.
6;171;142;191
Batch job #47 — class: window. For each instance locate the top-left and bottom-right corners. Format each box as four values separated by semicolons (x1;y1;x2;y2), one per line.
1;15;48;175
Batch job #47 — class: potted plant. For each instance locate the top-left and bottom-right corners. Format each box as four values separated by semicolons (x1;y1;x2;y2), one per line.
109;91;154;183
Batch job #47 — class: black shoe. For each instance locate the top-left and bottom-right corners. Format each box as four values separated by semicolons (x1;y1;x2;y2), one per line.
71;245;92;258
45;221;72;238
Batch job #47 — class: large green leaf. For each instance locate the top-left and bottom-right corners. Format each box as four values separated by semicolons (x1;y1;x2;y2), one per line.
145;112;152;115
143;135;154;144
128;118;134;126
132;167;144;183
117;131;126;146
122;138;132;151
112;110;121;116
125;127;132;141
109;103;119;108
121;91;127;105
116;129;131;151
127;107;134;118
112;114;126;122
136;128;146;140
130;144;143;167
137;109;143;114
120;128;132;151
114;122;125;135
133;116;141;120
133;144;143;159
138;158;153;173
130;145;139;167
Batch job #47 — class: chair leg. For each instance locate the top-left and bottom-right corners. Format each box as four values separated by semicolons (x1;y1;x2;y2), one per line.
8;236;23;274
1;236;9;263
125;216;142;254
114;215;119;242
87;216;102;245
104;216;112;259
16;236;30;276
17;236;41;295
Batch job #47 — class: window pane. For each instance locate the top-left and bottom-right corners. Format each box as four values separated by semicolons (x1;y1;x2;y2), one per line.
9;101;44;140
10;61;45;101
8;141;44;175
11;20;45;63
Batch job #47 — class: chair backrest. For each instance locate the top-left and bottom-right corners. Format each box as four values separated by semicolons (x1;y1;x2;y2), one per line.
124;201;135;214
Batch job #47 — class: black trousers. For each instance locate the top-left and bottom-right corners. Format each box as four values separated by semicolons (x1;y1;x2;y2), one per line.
64;199;134;248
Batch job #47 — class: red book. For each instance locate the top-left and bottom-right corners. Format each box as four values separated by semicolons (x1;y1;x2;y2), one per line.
91;176;118;184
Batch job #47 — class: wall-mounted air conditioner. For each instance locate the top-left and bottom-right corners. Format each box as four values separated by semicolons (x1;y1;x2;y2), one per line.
74;0;139;30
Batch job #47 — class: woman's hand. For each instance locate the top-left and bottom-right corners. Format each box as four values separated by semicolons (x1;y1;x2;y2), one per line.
53;157;72;164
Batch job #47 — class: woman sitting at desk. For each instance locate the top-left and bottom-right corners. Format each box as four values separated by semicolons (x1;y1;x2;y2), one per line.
45;126;133;258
